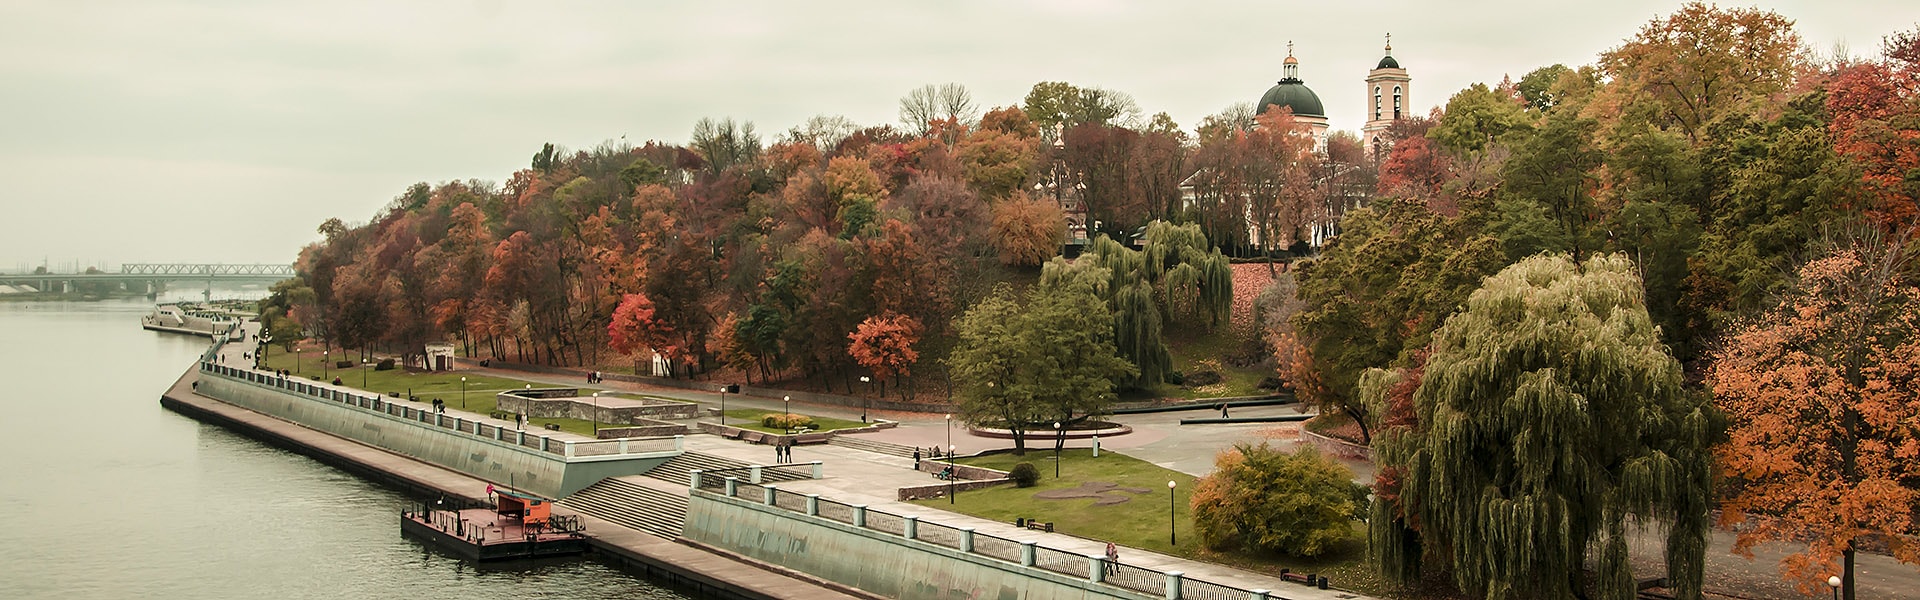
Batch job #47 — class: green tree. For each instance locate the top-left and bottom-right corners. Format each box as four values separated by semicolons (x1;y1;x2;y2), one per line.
1191;443;1365;557
1290;198;1506;443
948;285;1137;454
1428;83;1532;153
1366;253;1712;600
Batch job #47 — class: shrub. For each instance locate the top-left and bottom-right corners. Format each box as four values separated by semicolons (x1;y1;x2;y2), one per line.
1184;370;1224;386
760;413;815;430
1191;443;1362;557
1009;462;1040;487
374;358;396;371
336;360;353;369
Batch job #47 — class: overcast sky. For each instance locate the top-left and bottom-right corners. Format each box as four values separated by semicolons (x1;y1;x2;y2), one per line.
0;0;1911;271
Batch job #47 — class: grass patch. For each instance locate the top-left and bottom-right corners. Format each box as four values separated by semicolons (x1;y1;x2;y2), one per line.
913;449;1394;597
720;409;870;433
255;348;622;438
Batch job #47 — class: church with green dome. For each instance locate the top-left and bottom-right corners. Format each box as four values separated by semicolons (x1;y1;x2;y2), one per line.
1250;37;1411;154
1255;42;1331;152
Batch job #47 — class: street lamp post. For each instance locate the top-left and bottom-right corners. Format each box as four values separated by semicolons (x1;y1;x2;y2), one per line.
948;444;957;505
591;391;601;437
717;385;727;425
1828;575;1841;600
361;358;369;389
323;349;329;380
1167;480;1177;546
784;395;791;416
859;376;871;422
459;376;467;409
1053;421;1063;478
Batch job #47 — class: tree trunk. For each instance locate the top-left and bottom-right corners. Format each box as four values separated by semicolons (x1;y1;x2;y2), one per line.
1844;545;1856;600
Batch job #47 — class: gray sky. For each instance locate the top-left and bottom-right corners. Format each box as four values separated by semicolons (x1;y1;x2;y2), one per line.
0;0;1910;271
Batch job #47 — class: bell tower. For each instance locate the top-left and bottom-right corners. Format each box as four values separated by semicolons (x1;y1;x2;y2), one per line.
1363;34;1411;154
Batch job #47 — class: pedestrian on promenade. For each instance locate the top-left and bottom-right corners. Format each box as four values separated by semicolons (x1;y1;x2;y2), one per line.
1220;403;1229;418
774;441;783;463
913;448;922;470
1105;542;1119;574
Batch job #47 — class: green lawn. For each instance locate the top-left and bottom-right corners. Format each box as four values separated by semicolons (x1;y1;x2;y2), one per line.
254;348;625;438
720;409;870;434
1132;327;1271;400
913;449;1392;596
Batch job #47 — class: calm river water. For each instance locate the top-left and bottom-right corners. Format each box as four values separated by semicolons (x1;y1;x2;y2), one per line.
0;295;697;600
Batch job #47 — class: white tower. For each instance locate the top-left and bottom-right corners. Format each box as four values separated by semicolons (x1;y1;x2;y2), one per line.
1362;34;1411;154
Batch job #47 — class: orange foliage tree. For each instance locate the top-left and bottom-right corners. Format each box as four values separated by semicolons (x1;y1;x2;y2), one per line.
1826;28;1920;231
608;293;679;377
1709;235;1920;599
846;312;923;399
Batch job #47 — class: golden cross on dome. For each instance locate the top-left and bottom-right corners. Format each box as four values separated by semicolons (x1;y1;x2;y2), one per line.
1287;40;1294;56
1385;33;1392;52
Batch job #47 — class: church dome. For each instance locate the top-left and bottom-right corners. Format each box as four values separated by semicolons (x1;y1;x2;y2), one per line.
1376;55;1400;69
1258;80;1325;119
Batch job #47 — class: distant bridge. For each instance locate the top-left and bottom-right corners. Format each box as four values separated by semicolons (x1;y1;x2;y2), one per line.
0;263;296;296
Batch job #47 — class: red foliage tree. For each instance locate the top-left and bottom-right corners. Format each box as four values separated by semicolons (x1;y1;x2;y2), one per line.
608;293;680;376
1709;237;1920;599
846;312;923;398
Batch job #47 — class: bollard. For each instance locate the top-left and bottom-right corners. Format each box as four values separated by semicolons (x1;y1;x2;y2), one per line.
853;505;867;528
689;469;704;489
806;494;819;516
904;516;919;540
1165;571;1184;600
811;460;824;479
764;484;777;506
960;527;975;553
1250;590;1270;600
750;465;764;484
725;477;739;497
1021;541;1037;567
1088;554;1107;583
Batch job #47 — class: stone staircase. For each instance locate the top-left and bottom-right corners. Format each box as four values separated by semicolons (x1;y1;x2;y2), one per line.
645;451;812;487
558;477;687;539
828;435;918;459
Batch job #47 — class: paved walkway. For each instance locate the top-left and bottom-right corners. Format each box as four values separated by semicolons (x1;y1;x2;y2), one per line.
345;358;1920;599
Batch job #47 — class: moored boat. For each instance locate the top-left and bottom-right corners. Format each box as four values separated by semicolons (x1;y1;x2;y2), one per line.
400;486;587;561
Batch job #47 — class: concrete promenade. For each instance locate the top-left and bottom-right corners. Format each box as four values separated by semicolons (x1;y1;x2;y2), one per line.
459;363;1920;600
175;332;869;600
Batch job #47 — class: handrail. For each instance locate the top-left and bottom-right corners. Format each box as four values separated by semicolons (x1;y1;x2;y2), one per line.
695;483;1291;600
197;362;683;460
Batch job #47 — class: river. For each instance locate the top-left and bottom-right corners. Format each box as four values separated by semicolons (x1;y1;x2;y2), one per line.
0;295;698;600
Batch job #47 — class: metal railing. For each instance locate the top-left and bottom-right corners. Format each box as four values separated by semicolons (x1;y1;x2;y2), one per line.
198;362;682;461
698;482;1286;600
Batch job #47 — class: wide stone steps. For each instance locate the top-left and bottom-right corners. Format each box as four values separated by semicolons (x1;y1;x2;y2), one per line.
558;477;687;539
827;435;919;459
645;451;811;487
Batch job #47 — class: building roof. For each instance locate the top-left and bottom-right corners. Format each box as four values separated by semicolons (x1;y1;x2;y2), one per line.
1376;54;1400;69
1257;80;1325;118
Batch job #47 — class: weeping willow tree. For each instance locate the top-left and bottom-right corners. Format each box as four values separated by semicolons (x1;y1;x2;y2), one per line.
1042;220;1231;388
1365;253;1711;600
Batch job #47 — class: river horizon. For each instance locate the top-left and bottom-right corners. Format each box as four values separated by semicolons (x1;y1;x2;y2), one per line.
0;294;699;599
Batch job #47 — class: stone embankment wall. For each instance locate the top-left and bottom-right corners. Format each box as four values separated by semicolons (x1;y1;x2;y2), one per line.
197;368;675;498
685;491;1155;600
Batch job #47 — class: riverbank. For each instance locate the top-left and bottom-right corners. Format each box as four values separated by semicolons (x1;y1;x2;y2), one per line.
159;365;869;600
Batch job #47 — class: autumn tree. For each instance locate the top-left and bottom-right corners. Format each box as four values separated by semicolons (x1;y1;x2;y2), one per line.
1367;253;1712;600
847;312;923;399
608;293;680;376
1599;2;1805;142
988;191;1066;267
1709;233;1920;600
1192;443;1365;557
1826;28;1920;230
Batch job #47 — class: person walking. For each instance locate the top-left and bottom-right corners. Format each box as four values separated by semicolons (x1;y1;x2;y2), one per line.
913;448;922;470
